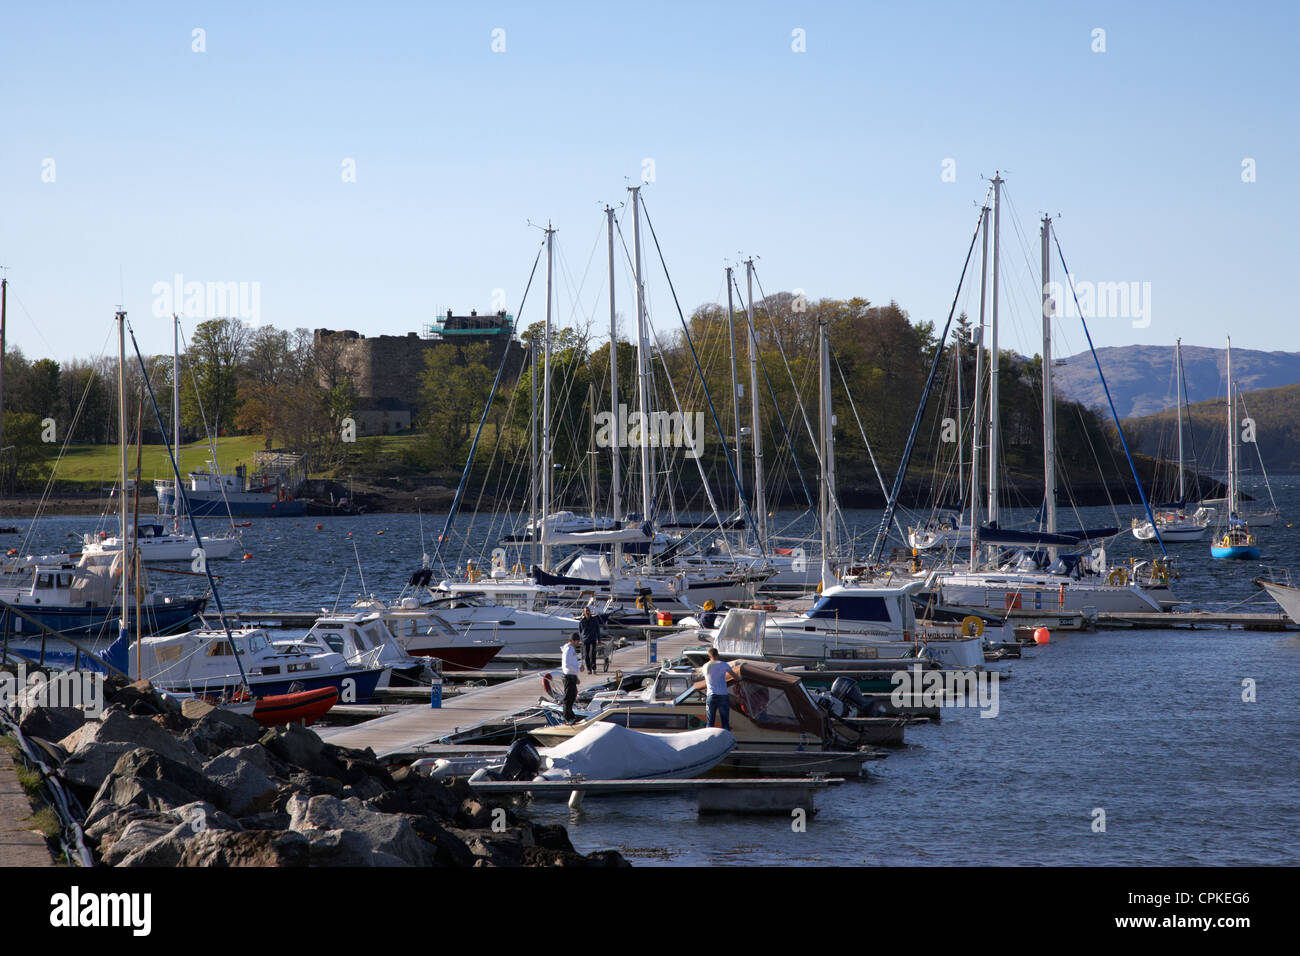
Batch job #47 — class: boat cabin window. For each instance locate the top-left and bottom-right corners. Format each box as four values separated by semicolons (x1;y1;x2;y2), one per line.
731;683;801;727
56;573;73;589
655;676;692;699
35;573;54;590
601;711;700;731
247;633;268;653
363;624;387;647
804;595;893;623
320;632;345;654
206;640;235;657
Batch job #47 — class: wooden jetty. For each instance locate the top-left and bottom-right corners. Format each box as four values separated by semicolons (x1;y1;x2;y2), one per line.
468;776;842;814
1095;610;1298;631
320;630;701;757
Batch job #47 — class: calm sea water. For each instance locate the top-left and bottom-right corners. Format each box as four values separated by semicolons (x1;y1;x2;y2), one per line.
9;476;1300;865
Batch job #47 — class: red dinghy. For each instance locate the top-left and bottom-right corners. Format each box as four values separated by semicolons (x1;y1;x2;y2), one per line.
252;686;339;727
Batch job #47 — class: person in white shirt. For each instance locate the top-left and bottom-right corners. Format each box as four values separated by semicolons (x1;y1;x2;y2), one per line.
703;647;734;730
561;634;582;721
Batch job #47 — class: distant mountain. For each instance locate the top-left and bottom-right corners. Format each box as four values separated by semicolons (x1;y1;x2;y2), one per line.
1124;380;1300;476
1053;345;1300;419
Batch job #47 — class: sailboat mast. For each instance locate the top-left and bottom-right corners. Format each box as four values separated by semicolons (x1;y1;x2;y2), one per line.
725;267;743;534
1226;337;1235;517
987;173;1003;531
1175;338;1185;501
117;311;129;644
629;186;652;524
541;223;555;571
818;314;836;587
969;204;989;570
1041;214;1056;545
745;258;767;550
529;340;538;571
172;314;181;528
606;205;622;579
0;276;7;458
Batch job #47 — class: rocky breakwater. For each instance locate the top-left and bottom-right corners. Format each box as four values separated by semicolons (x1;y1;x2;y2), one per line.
15;676;627;867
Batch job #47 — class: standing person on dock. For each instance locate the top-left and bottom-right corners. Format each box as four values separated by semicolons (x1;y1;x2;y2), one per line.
561;634;582;722
579;607;602;674
704;647;734;731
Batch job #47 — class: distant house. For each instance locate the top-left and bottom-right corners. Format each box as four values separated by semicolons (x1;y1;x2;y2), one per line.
353;397;413;436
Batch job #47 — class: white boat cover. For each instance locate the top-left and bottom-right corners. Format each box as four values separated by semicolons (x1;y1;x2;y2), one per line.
539;722;734;780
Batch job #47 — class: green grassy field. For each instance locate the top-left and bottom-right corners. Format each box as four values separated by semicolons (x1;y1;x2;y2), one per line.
52;436;269;484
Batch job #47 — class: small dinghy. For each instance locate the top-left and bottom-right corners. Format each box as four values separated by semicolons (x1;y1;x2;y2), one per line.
415;722;735;783
250;686;339;727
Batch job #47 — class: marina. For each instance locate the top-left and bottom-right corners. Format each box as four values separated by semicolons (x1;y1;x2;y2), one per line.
0;6;1296;914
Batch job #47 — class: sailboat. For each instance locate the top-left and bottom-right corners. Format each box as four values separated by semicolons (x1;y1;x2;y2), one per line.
1131;339;1214;542
1210;338;1260;560
926;184;1175;615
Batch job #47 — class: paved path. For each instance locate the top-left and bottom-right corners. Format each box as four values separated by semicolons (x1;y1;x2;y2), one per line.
0;750;54;867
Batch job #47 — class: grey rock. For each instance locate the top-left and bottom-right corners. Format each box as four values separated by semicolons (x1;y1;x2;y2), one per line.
62;742;139;802
286;793;434;867
101;819;177;866
62;707;203;770
260;724;339;777
176;829;310;867
18;705;85;744
185;708;265;759
203;752;279;817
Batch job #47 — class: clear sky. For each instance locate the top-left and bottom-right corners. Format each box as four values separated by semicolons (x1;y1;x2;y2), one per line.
2;1;1296;365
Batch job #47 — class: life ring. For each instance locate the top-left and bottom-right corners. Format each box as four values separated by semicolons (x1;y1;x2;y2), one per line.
1107;568;1128;586
960;615;985;638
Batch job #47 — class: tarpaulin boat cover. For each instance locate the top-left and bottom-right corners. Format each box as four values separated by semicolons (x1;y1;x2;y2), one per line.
539;722;734;781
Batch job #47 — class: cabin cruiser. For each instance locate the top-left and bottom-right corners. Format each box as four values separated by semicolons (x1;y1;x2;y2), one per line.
928;546;1177;615
287;612;433;686
107;626;386;701
357;573;576;661
1131;507;1215;543
907;510;971;551
701;586;986;669
81;521;240;562
0;551;207;647
532;550;769;610
530;659;886;753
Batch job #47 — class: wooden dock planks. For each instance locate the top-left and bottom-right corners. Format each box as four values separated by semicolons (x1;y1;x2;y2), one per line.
320;629;701;757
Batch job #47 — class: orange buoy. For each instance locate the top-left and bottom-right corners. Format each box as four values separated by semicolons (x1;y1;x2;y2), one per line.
243;552;254;561
376;530;384;535
1033;627;1051;645
315;523;323;530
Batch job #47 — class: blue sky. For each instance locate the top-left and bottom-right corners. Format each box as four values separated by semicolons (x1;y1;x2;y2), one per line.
1;1;1296;364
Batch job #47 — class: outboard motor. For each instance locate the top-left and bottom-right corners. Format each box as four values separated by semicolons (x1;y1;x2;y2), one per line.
500;739;542;781
830;677;868;713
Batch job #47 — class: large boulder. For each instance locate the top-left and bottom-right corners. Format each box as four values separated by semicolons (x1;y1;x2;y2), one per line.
87;749;223;820
60;707;203;770
285;793;434;867
62;742;141;804
18;705;85;744
175;830;310;867
185;708;266;759
260;724;340;777
203;751;279;817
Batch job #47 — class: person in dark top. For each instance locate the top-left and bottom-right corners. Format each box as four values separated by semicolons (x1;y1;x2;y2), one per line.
578;606;602;674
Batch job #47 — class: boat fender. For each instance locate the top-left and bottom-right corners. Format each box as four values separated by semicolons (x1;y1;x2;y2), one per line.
960;615;985;638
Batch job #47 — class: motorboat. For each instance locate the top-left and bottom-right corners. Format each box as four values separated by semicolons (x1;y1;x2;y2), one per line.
415;721;735;783
81;521;240;562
